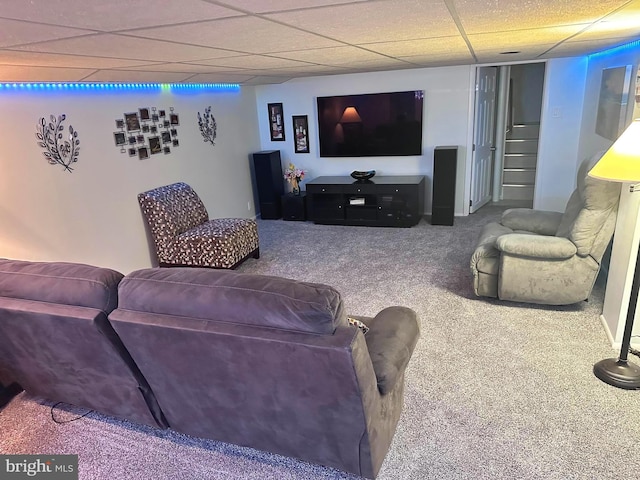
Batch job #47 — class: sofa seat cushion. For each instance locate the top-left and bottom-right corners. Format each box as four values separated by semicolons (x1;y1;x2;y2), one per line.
118;267;345;334
0;258;122;312
164;218;259;268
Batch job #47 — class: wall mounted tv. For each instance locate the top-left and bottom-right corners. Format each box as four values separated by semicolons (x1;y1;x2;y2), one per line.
316;90;424;157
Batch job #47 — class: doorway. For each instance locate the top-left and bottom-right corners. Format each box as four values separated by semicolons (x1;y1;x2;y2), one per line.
470;62;546;212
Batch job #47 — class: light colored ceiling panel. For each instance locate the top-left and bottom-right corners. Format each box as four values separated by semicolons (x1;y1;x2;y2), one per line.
182;72;260;83
126;63;244;74
0;51;162;69
0;18;93;48
542;37;636;57
468;25;588;51
12;34;235;62
0;0;244;31
475;47;556;64
192;55;314;69
265;0;459;44
125;17;343;54
275;46;395;65
81;70;193;83
220;0;369;13
241;75;293;85
399;51;476;66
0;65;96;82
363;36;471;57
455;0;629;34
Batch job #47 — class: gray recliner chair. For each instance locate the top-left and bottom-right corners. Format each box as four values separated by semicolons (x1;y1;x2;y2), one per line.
470;153;621;305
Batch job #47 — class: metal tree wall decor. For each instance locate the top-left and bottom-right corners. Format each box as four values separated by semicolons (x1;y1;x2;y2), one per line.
36;114;80;173
197;106;217;146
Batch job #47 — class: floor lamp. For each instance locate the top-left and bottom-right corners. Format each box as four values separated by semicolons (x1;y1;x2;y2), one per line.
589;119;640;390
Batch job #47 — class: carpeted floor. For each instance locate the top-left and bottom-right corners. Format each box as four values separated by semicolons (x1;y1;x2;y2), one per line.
1;206;639;480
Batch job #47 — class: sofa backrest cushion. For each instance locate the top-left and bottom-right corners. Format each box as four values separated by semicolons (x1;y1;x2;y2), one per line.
0;258;122;312
555;153;620;258
117;268;346;335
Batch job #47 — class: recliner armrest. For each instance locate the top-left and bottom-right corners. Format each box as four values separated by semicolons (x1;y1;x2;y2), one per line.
501;208;563;236
496;233;577;259
364;306;419;395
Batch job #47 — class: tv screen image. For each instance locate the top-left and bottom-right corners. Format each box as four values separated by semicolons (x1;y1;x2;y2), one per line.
316;90;424;157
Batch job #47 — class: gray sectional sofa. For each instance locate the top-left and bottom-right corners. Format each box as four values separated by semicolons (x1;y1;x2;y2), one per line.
0;258;419;479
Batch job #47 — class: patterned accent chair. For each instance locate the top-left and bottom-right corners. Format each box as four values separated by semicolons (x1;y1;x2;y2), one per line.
138;182;259;269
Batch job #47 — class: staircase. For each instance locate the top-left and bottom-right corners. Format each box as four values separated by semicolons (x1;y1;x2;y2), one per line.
502;123;538;204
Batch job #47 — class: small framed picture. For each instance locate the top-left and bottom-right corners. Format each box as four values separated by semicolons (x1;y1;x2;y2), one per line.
142;124;150;133
150;125;157;134
128;148;137;157
151;114;159;122
268;103;285;141
128;136;136;145
138;147;149;160
139;108;150;121
114;131;126;146
136;134;145;144
170;128;177;137
149;136;162;155
170;113;179;125
159;109;166;117
163;120;170;128
163;146;171;154
161;131;171;143
115;119;125;129
292;115;310;153
172;139;179;147
124;112;140;132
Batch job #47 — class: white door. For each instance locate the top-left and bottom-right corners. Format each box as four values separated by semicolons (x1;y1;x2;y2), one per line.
470;66;498;213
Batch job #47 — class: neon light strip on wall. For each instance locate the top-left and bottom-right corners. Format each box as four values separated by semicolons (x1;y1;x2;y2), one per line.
0;83;240;91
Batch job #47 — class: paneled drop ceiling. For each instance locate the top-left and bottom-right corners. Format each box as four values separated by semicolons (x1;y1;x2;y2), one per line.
0;0;639;85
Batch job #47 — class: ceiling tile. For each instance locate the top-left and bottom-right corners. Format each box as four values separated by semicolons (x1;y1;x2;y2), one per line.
399;51;476;66
455;0;629;34
265;0;459;44
0;65;96;82
0;50;162;69
192;55;314;69
275;46;394;65
0;18;93;47
362;36;471;57
125;63;244;73
81;69;193;83
12;34;235;62
125;16;343;54
467;25;587;51
221;0;368;13
0;0;244;31
182;72;259;83
241;75;292;85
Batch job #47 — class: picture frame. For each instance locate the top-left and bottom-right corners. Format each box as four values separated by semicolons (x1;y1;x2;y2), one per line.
161;131;171;143
128;136;137;145
124;112;141;132
163;146;171;154
159;109;166;117
128;148;137;157
139;108;150;121
115;119;125;129
292;115;310;153
170;113;180;126
142;125;150;133
138;147;149;160
163;120;170;128
170;128;177;137
595;65;633;140
149;136;162;155
152;114;159;122
268;103;285;141
150;125;157;134
114;131;126;146
136;134;145;144
172;139;179;147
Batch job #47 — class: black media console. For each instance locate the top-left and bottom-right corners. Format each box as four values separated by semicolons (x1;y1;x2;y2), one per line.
306;175;425;227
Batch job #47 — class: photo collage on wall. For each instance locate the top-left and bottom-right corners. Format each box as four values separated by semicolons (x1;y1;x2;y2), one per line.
114;107;180;160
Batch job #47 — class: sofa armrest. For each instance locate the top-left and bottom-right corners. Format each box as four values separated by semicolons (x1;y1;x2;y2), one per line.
501;208;563;236
363;306;419;395
496;233;577;259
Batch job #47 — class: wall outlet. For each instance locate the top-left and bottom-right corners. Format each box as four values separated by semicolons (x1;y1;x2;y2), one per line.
247;201;251;211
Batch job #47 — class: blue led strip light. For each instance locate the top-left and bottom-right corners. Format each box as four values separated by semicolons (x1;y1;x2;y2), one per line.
0;82;240;91
588;39;640;59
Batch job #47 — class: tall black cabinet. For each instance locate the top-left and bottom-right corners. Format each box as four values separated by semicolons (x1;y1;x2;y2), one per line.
252;150;284;219
431;146;458;226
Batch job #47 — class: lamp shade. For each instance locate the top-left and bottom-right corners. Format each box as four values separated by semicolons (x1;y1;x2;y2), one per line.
340;106;362;123
589;119;640;182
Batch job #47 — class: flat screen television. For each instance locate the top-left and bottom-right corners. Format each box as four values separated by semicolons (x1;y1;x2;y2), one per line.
316;90;424;157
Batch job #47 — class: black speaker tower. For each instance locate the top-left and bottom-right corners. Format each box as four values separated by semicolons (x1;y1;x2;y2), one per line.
431;146;458;226
252;150;284;219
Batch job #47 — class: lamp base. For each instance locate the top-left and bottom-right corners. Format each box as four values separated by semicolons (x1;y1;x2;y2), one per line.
593;358;640;390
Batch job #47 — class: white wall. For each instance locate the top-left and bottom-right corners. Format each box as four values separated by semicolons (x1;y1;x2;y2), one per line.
0;86;260;274
254;66;474;215
581;45;640;348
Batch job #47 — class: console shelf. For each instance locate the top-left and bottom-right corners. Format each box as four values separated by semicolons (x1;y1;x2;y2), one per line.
306;175;425;227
